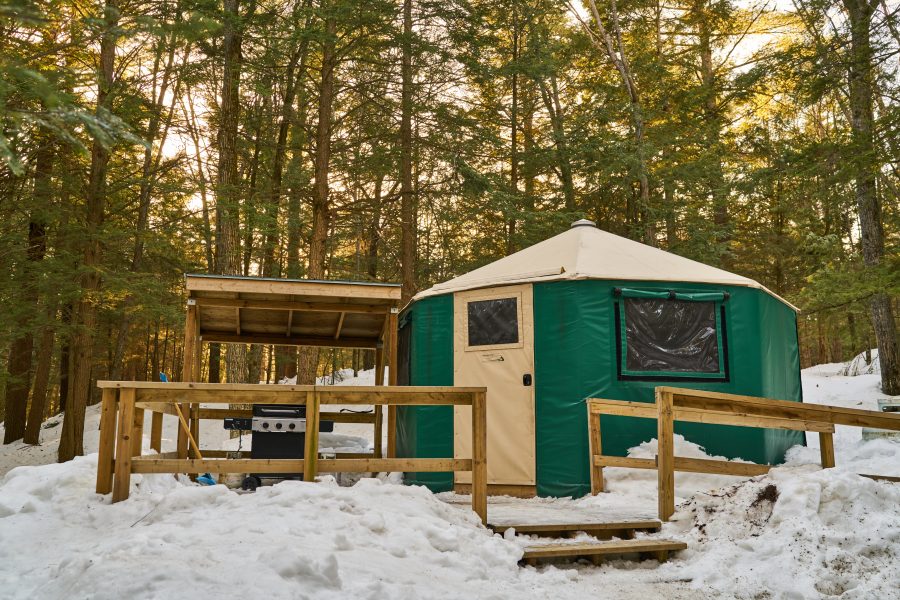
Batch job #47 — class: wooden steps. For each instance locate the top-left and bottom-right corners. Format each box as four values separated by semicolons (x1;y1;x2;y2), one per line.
489;518;661;540
521;538;687;565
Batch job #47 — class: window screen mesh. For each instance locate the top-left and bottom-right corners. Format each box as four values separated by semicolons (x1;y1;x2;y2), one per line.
623;298;721;373
467;297;519;346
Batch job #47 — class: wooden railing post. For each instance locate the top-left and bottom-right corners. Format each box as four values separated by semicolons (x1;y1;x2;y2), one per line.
587;402;604;494
96;388;118;494
112;388;137;503
150;412;163;453
131;408;145;458
373;346;384;458
304;391;320;481
471;390;488;525
656;388;675;521
386;309;399;458
819;431;835;468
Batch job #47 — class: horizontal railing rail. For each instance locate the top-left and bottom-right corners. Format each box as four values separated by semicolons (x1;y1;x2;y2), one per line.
587;386;900;522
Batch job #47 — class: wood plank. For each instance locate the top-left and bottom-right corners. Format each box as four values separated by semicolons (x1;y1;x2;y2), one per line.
112;388;136;502
588;408;604;494
490;520;661;534
453;483;537;498
201;332;378;349
819;431;836;468
859;473;900;483
661;386;900;431
387;310;398;458
657;389;675;521
100;381;482;393
173;403;203;459
471;390;488;525
95;388;118;495
185;275;402;301
194;296;393;315
595;454;772;477
521;539;687;560
129;457;472;474
131;408;144;458
150;412;163;452
304;391;320;481
334;312;345;339
587;399;835;433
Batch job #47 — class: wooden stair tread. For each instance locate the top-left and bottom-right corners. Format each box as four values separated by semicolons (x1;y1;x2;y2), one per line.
522;538;686;559
491;519;660;534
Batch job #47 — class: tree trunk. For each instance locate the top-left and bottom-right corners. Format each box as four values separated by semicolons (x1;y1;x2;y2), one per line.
58;0;119;461
23;304;57;444
843;0;899;394
299;9;337;384
400;0;416;302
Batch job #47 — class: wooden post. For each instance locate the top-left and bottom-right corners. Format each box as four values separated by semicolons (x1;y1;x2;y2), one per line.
96;388;118;494
150;412;163;453
373;346;384;458
131;408;145;458
819;431;836;468
178;301;198;459
656;388;675;521
471;390;488;525
387;309;399;458
112;388;137;503
587;404;604;494
304;391;320;481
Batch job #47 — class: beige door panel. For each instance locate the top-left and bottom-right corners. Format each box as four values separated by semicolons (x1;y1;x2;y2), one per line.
454;284;536;486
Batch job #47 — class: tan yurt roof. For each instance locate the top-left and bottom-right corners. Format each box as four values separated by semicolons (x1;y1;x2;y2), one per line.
413;220;796;310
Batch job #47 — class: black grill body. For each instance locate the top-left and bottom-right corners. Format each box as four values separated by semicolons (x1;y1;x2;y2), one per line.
246;405;333;481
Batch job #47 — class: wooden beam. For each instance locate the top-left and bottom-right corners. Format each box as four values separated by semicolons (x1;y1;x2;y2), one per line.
587;398;835;433
112;388;136;503
387;310;398;458
185;275;402;301
819;431;835;468
472;390;488;525
150;412;163;453
173;403;203;460
200;332;378;349
129;457;472;474
334;312;345;339
656;388;675;521
194;296;393;315
131;408;144;458
95;388;118;495
304;391;320;481
235;307;241;335
588;407;604;494
594;454;773;477
285;310;293;336
521;539;687;560
660;386;900;431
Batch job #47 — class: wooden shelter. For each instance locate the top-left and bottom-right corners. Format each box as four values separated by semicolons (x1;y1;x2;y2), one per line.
182;274;403;455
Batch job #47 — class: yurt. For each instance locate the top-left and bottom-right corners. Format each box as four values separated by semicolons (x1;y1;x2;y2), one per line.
396;220;803;498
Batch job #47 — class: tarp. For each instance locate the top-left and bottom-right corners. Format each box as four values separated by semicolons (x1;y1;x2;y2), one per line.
412;223;798;312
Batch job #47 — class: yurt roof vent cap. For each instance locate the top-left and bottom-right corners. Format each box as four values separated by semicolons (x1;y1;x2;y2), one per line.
571;218;596;228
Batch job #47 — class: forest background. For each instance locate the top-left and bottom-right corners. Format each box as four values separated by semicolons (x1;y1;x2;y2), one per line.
1;0;897;459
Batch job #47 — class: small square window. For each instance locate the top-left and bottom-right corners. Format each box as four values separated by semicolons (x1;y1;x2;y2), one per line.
618;297;727;380
467;297;519;346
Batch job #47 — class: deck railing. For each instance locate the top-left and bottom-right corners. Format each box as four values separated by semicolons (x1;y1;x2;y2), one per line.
95;382;487;523
587;386;900;521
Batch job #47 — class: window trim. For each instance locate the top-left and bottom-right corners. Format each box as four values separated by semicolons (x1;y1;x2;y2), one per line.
614;299;730;382
464;292;525;352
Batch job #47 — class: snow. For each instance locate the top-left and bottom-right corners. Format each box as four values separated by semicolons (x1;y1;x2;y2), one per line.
1;364;898;599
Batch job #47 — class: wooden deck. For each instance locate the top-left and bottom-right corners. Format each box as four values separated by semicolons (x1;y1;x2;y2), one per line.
521;538;687;564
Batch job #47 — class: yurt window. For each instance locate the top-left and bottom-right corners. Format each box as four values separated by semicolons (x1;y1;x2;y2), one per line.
467;297;520;347
615;291;728;381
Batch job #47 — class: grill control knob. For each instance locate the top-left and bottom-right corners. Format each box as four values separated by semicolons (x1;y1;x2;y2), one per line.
275;422;283;430
289;423;296;430
262;422;269;429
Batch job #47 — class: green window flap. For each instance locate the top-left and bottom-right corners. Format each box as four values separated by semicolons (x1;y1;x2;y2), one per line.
616;287;727;302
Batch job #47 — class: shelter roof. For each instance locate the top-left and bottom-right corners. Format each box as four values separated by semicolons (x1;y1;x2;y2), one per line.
185;274;401;348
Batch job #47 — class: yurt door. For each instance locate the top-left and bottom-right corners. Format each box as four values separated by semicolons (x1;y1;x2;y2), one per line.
453;284;536;488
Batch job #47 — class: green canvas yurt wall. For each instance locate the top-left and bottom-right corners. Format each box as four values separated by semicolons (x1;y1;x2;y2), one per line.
396;223;804;498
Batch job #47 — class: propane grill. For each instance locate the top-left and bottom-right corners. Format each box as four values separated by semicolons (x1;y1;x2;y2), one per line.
225;405;333;490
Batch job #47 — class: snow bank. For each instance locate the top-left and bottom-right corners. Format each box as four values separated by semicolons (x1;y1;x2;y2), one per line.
663;467;900;598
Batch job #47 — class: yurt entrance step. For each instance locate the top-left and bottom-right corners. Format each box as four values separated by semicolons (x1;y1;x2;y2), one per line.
520;538;687;565
488;517;661;540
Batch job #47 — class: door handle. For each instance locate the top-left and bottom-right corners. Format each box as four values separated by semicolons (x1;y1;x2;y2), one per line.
523;374;532;386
